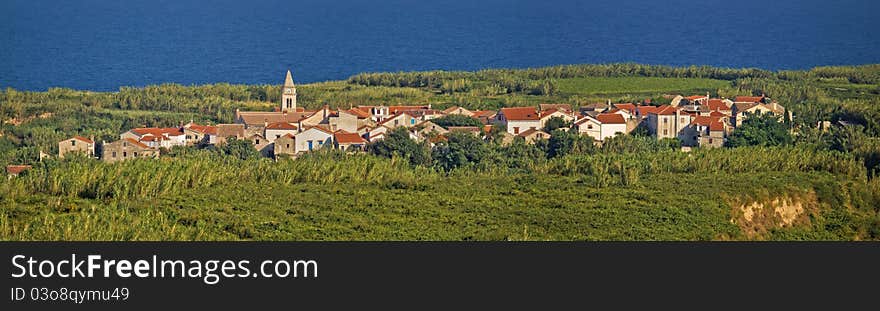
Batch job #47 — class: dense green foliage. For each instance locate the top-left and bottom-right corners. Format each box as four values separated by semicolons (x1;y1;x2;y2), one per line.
2;63;880;240
725;113;794;147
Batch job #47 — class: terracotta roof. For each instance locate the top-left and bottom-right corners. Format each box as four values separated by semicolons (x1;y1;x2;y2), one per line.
691;116;723;126
216;124;245;138
187;124;217;135
706;99;730;111
266;122;298;130
501;107;540;121
596;113;626;124
709;121;725;132
709;111;727;117
71;136;94;144
123;138;151;149
334;131;367;144
6;165;32;175
637;106;662;115
131;127;184;137
346;108;371;118
471;110;497;118
734;96;764;103
652;105;679;115
279;133;296;139
613;103;637;114
686;95;708;101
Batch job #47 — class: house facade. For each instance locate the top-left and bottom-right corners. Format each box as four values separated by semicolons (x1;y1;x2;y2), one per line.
58;136;95;158
102;138;158;163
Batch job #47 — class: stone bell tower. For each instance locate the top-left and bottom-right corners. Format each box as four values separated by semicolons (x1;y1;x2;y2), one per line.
281;70;297;112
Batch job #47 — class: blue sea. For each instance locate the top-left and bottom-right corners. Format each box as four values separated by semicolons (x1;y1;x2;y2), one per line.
1;0;878;91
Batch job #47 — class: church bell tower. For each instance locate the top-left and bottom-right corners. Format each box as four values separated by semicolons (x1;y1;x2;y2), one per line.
281;70;297;112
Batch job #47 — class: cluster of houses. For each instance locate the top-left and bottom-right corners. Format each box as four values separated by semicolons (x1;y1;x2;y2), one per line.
52;70;790;163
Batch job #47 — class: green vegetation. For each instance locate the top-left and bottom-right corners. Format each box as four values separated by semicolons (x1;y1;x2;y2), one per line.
2;63;880;240
555;77;729;96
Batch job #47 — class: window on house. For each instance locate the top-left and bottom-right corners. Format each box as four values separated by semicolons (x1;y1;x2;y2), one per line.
276;135;281;139
123;142;127;147
411;119;415;125
186;135;192;139
394;120;399;126
286;144;290;149
663;118;668;124
71;140;76;146
513;127;520;134
587;125;593;129
663;129;668;135
123;152;127;157
134;152;138;157
318;141;323;145
256;139;260;144
112;151;117;158
708;138;714;144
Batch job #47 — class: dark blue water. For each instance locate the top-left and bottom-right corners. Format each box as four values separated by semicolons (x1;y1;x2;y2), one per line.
1;0;878;91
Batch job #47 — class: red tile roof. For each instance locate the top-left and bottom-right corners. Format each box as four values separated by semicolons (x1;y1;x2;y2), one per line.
187;124;217;135
501;107;540;121
734;96;764;103
596;113;626;124
613;103;637;114
334;131;367;144
471;110;497;118
5;165;32;175
346;108;372;118
709;121;725;132
539;108;563;119
131;127;184;137
652;105;679;115
123;138;152;149
266;122;298;130
72;136;94;144
706;99;730;111
637;106;662;115
686;95;708;101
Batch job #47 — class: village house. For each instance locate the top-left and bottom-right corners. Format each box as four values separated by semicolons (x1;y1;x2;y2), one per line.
471;110;498;125
294;126;334;153
685;115;727;148
121;127;186;149
58;136;95;158
447;126;482;137
574;113;627;141
378;111;419;129
264;122;299;142
516;128;550;143
273;134;297;158
215;124;245;145
646;105;691;140
248;134;273;157
497;107;542;135
732;101;786;127
413;120;449;140
102;138;159;163
183;122;217;145
334;131;368;151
